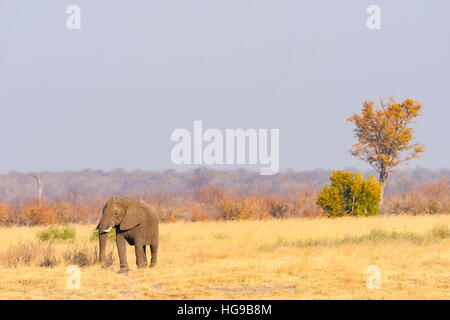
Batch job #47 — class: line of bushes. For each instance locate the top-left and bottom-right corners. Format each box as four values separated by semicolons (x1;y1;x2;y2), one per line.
0;178;448;225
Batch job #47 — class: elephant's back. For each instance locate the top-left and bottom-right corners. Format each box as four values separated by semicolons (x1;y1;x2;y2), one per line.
141;201;160;224
125;198;159;223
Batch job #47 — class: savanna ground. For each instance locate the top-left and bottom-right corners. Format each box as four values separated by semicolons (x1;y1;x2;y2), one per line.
0;214;449;299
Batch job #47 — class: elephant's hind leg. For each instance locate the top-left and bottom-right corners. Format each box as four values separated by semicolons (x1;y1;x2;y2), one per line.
134;242;148;269
142;245;148;266
150;243;158;268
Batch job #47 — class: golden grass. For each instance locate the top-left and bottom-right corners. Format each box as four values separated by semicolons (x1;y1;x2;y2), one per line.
0;214;449;299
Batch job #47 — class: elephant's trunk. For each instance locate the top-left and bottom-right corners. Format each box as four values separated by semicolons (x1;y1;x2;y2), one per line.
98;231;107;263
96;207;115;264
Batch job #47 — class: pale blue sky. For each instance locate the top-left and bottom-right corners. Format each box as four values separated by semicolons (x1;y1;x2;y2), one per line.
0;1;449;173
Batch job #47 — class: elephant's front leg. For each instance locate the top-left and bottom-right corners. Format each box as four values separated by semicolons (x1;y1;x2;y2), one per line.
116;232;130;273
134;241;148;268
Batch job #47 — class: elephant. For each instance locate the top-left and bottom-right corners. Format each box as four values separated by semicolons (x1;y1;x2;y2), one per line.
96;196;159;273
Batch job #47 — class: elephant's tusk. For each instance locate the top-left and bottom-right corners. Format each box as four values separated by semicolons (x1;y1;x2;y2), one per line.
102;227;113;233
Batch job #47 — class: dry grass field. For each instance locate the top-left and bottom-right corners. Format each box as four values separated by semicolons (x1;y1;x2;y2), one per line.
0;214;449;299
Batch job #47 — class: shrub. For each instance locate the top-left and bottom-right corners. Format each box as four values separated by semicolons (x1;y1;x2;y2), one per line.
218;199;242;220
90;229;116;242
0;241;56;268
430;223;449;239
0;203;8;224
63;245;99;267
317;171;381;217
40;247;57;267
37;226;76;241
383;179;450;215
264;197;289;218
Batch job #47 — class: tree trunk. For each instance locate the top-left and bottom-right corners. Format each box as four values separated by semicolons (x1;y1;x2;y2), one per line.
378;170;388;211
33;175;44;203
379;181;386;211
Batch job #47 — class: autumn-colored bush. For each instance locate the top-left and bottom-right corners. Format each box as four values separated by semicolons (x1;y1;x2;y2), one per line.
218;198;243;220
0;202;7;224
0;197;102;226
17;199;60;225
264;197;289;218
216;193;319;220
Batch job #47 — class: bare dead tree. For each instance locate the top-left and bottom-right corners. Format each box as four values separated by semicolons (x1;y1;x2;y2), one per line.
32;174;44;203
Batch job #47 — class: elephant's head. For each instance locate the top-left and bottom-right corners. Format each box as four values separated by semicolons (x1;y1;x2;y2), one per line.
96;197;144;263
97;196;144;232
97;197;123;233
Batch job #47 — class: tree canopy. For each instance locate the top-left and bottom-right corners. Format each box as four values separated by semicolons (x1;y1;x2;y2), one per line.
348;97;425;186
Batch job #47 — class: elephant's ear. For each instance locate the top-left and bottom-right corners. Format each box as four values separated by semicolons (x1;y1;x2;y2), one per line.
120;206;145;231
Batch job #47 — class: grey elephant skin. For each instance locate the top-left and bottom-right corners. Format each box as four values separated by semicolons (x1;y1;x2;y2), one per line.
96;197;159;273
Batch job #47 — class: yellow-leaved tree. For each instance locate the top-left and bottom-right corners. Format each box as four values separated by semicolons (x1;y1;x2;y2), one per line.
348;97;425;204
